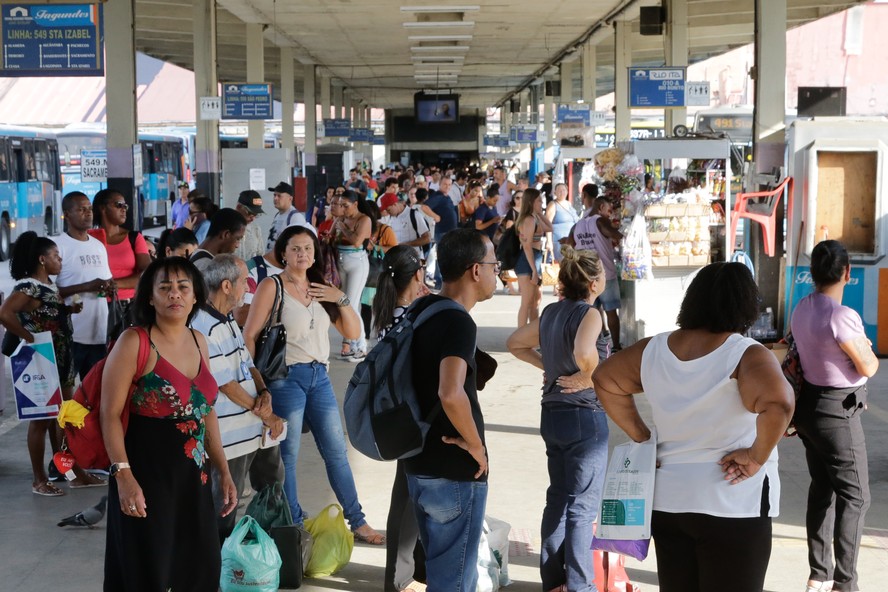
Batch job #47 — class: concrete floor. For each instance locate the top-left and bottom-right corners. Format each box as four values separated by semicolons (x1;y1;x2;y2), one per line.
0;287;886;591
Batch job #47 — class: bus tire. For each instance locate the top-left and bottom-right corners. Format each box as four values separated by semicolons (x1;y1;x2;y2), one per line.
0;217;11;262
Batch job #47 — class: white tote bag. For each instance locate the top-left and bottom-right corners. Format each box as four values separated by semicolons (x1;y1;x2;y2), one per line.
596;429;657;541
11;331;62;421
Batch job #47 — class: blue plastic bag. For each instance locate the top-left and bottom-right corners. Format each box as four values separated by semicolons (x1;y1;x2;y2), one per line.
220;515;282;592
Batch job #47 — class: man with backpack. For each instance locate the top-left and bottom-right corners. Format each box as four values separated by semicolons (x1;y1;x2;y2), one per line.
404;228;498;591
379;193;430;260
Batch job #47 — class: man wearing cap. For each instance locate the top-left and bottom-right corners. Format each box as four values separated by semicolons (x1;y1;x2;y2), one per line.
379;192;430;259
171;181;191;229
266;181;308;251
234;189;266;261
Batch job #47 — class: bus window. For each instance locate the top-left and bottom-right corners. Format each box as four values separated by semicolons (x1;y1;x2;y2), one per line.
35;140;52;183
0;140;9;182
23;140;38;181
48;141;61;189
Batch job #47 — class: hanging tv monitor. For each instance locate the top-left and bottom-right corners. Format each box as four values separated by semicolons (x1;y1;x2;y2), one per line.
414;92;459;124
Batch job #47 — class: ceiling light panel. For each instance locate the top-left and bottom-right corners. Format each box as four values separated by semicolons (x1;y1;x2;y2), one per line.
411;46;470;52
402;21;475;28
410;55;465;61
408;35;473;41
401;6;480;12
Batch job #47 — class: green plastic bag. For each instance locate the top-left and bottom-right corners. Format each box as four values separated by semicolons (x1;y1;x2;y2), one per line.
220;515;282;592
245;482;293;532
303;504;354;577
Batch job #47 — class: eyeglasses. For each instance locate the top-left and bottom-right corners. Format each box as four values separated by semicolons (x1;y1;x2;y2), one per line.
471;261;502;274
113;202;128;210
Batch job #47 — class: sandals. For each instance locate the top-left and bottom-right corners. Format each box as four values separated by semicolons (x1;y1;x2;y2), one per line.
353;525;386;545
32;481;65;497
69;476;108;489
339;344;353;360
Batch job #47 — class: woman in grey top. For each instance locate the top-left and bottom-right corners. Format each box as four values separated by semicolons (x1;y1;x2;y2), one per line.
507;245;608;592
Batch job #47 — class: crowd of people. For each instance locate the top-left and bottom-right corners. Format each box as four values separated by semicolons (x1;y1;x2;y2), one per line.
0;162;878;592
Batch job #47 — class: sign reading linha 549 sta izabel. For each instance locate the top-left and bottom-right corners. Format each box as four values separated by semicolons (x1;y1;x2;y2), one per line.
0;4;104;77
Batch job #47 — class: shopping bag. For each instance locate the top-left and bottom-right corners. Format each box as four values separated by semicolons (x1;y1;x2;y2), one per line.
271;524;312;590
106;296;127;346
485;515;512;587
303;504;354;577
620;213;653;281
592;545;642;592
10;331;62;421
541;249;559;287
593;431;657;560
220;515;282;592
476;523;500;592
245;482;293;533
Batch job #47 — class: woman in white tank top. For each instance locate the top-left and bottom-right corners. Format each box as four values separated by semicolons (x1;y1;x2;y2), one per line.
590;262;794;592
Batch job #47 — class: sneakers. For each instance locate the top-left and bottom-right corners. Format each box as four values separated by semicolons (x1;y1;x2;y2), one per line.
47;460;63;483
348;350;366;363
805;581;833;592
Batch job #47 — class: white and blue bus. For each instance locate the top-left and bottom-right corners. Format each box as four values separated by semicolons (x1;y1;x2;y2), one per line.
56;126;185;228
0;125;62;260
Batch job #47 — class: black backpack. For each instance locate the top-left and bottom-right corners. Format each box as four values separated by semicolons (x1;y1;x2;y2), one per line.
496;226;521;270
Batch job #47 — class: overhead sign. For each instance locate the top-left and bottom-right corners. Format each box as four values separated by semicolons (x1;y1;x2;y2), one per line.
685;81;711;107
348;127;373;142
371;135;385;145
0;3;104;77
511;125;538;143
199;96;221;120
222;83;273;120
557;104;591;125
629;67;686;108
323;118;351;137
590;111;608;126
80;149;106;183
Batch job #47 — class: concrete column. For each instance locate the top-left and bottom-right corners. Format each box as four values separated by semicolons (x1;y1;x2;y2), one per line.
383;108;392;165
518;91;528;125
502;103;511;137
333;85;343;119
752;0;788;314
664;0;689;134
104;0;139;227
245;23;265;149
544;81;554;152
193;0;219;203
614;20;632;142
560;61;573;103
319;75;331;121
582;42;597;104
303;64;317;167
280;47;295;168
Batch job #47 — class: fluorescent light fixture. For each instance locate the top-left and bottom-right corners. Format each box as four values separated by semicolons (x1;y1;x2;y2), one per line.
401;5;480;12
403;21;475;28
411;55;465;61
411;45;470;52
414;74;458;78
408;34;473;41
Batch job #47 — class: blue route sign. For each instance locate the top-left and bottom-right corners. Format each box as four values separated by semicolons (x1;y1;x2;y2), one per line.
324;118;351;137
222;83;273;120
349;127;373;142
629;67;686;108
511;127;538;143
0;4;103;77
557;104;592;125
371;135;385;145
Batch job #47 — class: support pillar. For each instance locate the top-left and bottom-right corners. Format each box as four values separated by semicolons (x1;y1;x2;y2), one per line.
104;0;139;227
544;81;554;156
664;0;689;134
560;61;573;104
614;20;632;142
303;65;317;167
319;75;331;121
245;23;265;149
501;103;511;138
193;0;219;203
280;47;295;169
753;0;788;319
582;42;596;104
333;85;343;119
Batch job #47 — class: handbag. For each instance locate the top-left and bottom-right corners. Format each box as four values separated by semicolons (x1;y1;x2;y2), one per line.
106;295;127;345
253;275;288;382
320;240;342;288
365;246;385;289
1;330;21;357
541;249;559;287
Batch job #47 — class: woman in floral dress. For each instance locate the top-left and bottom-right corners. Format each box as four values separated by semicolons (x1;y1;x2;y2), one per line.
100;257;237;592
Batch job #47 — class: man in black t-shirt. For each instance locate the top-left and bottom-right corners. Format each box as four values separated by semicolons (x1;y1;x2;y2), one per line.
405;228;498;591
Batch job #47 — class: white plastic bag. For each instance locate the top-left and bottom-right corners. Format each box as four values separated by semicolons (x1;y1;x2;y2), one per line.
621;213;653;281
596;430;657;541
475;523;500;592
485;515;512;586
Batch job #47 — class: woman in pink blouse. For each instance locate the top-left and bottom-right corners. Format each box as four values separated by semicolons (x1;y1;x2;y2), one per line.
90;189;151;303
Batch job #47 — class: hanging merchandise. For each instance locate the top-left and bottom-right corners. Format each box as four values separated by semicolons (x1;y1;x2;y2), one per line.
620;213;653;281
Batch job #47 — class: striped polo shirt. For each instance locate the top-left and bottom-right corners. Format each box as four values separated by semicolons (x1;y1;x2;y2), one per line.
191;306;264;460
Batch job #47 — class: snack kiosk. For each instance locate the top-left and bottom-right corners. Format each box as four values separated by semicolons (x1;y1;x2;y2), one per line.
784;117;888;353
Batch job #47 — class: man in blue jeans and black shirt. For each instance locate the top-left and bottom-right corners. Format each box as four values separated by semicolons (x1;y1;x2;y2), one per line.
406;228;498;591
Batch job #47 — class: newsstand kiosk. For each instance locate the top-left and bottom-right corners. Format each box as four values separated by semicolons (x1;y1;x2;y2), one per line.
618;138;733;344
784;117;888;353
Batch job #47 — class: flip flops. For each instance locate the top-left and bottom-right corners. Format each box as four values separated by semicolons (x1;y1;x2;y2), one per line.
32;481;65;497
69;477;107;489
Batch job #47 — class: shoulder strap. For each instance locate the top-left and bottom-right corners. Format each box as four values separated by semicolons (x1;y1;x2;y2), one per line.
286;209;297;224
410;298;464;328
409;207;420;237
128;230;139;252
270;274;285;324
252;255;268;282
132;326;152;380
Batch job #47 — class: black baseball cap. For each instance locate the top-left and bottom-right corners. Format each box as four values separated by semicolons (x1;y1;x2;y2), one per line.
237;190;265;214
268;181;294;195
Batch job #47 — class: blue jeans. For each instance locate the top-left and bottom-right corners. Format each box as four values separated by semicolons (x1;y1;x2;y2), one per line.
407;474;488;592
269;362;367;530
539;404;610;592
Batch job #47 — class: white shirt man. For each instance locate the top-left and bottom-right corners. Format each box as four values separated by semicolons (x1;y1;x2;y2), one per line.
266;181;307;251
379;193;430;259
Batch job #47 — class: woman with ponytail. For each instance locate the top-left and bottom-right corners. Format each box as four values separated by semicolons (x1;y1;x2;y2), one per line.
507;244;609;592
156;227;198;260
374;244;428;592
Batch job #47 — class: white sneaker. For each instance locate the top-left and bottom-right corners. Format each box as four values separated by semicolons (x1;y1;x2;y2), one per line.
348;350;366;363
805;581;833;592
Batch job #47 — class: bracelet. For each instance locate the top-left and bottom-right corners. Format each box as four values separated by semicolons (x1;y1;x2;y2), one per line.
258;388;271;396
337;294;351;307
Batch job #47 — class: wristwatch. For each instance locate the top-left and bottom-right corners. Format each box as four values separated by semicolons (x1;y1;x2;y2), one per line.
336;294;351;308
109;462;131;477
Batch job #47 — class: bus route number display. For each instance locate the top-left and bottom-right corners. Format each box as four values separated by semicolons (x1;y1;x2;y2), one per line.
0;4;104;77
80;149;106;183
629;67;686;108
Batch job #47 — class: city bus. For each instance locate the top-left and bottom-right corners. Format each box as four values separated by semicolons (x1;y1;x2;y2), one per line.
56;126;185;228
0;125;62;260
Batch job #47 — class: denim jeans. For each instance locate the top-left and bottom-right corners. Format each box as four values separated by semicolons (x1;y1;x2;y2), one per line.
794;383;870;592
269;361;367;530
407;474;488;592
338;249;369;353
539;404;609;592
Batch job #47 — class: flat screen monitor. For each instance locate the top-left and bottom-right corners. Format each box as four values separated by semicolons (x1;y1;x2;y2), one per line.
414;93;459;124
